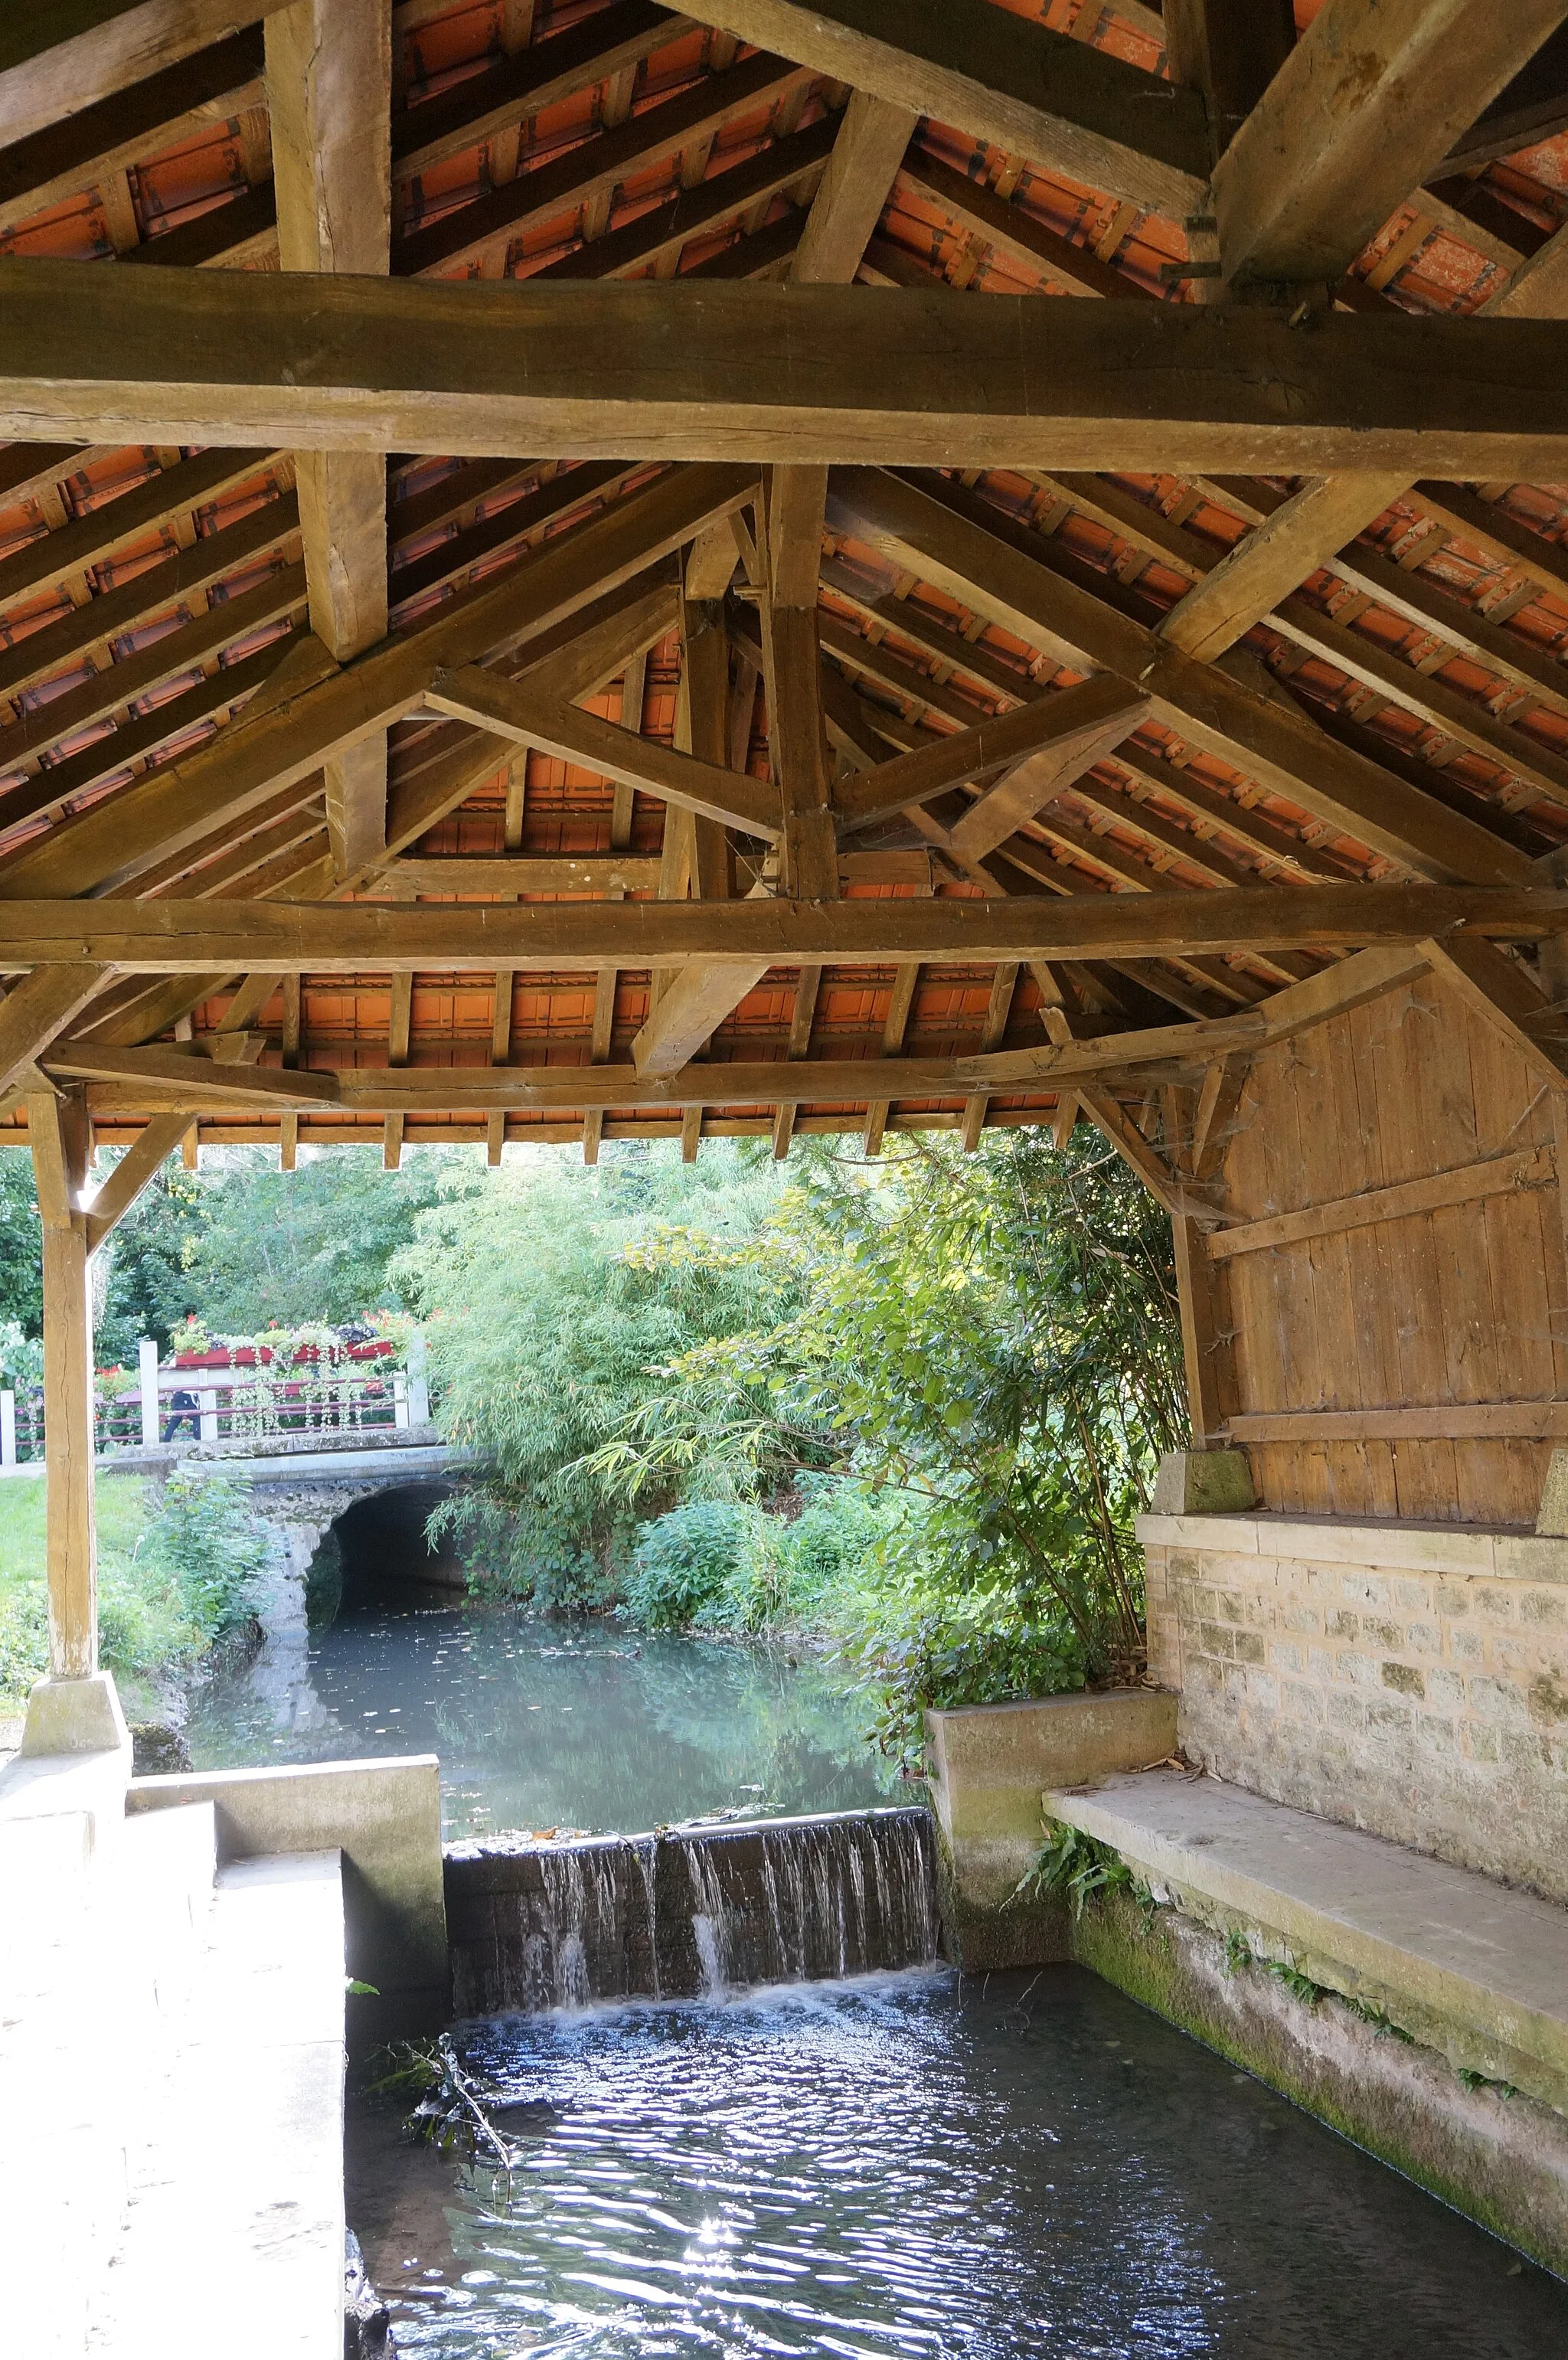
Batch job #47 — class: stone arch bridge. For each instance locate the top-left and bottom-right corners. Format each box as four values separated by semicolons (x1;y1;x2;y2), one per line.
145;1428;487;1639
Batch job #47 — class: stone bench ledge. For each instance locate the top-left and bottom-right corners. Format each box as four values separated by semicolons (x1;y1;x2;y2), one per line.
1137;1509;1568;1585
1047;1770;1568;2111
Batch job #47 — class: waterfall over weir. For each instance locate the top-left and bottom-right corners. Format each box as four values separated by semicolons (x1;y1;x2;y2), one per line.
444;1807;939;2015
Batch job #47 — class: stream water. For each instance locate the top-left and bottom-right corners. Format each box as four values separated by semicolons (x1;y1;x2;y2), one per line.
349;1966;1568;2360
181;1600;897;1839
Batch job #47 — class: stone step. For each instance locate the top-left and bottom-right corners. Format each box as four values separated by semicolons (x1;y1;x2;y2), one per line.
1047;1770;1568;2110
87;1849;346;2360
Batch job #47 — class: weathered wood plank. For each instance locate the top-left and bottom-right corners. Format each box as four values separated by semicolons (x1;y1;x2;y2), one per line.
0;0;292;149
1227;1404;1568;1442
1207;1144;1557;1261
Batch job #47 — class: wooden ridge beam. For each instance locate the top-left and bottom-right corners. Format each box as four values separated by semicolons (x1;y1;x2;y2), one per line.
0;884;1561;975
671;0;1210;217
16;269;1568;477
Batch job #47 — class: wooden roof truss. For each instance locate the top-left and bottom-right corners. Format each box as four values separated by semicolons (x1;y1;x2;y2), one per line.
5;0;1568;1199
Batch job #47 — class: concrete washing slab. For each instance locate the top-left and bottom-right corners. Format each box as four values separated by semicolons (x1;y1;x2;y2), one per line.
1048;1770;1568;2111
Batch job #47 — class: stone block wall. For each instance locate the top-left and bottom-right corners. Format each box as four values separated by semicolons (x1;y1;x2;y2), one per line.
1138;1512;1568;1904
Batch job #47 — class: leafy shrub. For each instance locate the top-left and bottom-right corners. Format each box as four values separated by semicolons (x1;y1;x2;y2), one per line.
0;1581;46;1702
140;1468;271;1637
847;1606;1083;1763
1017;1821;1138;1918
624;1502;756;1629
0;1317;42;1393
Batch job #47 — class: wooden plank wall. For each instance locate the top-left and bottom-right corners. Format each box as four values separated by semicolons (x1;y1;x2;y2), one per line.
1214;969;1568;1525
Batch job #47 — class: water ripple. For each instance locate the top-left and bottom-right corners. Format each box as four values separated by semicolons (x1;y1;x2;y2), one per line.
386;1966;1567;2360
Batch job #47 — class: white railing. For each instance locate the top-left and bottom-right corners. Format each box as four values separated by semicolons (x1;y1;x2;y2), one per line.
0;1333;432;1467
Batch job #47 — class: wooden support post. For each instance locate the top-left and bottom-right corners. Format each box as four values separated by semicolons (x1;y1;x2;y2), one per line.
1172;1211;1226;1447
864;962;919;1158
960;962;1020;1151
266;0;392;878
488;967;513;1167
772;962;822;1159
28;1088;96;1682
384;962;412;1169
759;471;840;903
280;971;300;1170
503;759;528;852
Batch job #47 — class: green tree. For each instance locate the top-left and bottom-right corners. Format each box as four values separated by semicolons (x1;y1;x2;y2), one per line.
0;1150;41;1339
181;1145;469;1330
395;1143;789;1603
97;1162;207;1362
593;1128;1184;1735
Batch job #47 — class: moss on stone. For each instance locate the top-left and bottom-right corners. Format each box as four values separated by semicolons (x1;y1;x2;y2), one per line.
1070;1888;1568;2279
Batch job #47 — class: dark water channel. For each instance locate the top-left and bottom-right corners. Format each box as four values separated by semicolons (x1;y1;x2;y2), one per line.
183;1596;896;1839
351;1966;1568;2360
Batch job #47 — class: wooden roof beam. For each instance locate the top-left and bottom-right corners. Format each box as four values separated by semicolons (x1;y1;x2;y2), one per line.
671;0;1210;217
390;1;692;187
0;465;751;902
424;664;782;840
531;113;836;285
837;674;1148;838
18;268;1568;477
0;27;266;238
1213;0;1568;289
1;882;1563;974
0;0;293;149
397;47;815;279
0;446;283;616
830;469;1536;887
0;564;309;785
0;488;301;714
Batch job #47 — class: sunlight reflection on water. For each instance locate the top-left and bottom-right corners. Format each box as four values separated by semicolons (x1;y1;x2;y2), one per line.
376;1967;1568;2360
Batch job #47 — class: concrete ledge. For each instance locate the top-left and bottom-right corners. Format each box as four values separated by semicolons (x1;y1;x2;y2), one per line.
923;1690;1177;1967
1047;1770;1568;2116
1136;1509;1568;1585
186;1440;479;1484
128;1755;447;2038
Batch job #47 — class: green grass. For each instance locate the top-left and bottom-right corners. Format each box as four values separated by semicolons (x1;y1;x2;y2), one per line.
0;1473;205;1714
